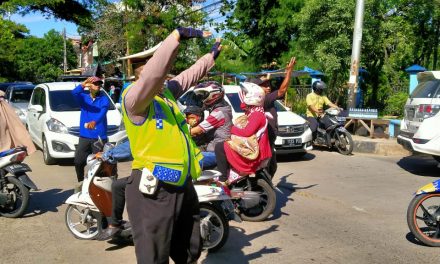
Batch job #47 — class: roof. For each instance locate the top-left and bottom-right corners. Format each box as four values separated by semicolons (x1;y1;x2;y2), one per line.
405;64;427;73
39;82;81;91
118;42;162;61
6;84;35;90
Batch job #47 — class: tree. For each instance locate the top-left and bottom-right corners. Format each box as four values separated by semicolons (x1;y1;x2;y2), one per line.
81;0;210;73
223;0;305;65
14;30;77;82
0;18;28;81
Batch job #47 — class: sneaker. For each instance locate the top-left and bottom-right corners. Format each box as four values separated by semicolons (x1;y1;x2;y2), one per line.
96;227;121;241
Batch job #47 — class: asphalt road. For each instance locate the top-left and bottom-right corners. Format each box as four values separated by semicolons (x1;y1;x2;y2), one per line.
0;149;439;264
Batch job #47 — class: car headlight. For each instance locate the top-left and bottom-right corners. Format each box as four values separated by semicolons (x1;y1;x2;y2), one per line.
14;108;25;118
119;119;125;131
303;122;309;130
46;118;68;134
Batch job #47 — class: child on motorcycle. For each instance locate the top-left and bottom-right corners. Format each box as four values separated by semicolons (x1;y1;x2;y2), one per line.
214;82;272;184
187;81;233;169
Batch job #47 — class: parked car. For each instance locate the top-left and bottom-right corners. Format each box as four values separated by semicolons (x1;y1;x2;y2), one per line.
26;82;126;165
0;81;32;92
179;85;313;155
4;84;35;124
398;71;440;162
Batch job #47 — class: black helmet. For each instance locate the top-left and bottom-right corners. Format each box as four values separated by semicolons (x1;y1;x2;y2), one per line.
183;105;204;118
312;80;326;92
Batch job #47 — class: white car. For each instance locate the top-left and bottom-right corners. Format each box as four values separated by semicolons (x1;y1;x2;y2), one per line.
398;71;440;162
179;84;313;155
26;82;126;165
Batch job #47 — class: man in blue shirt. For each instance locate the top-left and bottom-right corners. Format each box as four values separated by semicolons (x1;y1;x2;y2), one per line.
72;76;110;182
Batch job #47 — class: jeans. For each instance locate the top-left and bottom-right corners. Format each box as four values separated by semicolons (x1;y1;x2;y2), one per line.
199;151;217;169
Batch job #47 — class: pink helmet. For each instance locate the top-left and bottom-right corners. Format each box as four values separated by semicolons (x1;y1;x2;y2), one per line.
240;82;265;106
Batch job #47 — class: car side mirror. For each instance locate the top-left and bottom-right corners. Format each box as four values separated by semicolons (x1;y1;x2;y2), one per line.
115;103;121;110
285;106;291;111
29;105;43;112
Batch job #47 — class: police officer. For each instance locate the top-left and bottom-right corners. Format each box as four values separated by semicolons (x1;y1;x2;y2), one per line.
122;28;222;264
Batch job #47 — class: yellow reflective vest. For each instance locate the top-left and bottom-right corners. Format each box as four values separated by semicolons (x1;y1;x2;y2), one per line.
121;87;202;186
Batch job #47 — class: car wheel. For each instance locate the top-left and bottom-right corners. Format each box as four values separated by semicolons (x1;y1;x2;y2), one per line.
43;136;56;165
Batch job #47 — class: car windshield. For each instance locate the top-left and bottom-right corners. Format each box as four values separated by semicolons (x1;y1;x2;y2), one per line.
49;90;116;111
226;92;288;113
274;100;287;112
226;93;245;113
11;88;33;103
411;80;440;98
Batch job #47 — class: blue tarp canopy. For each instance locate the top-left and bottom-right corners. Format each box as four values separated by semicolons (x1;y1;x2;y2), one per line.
405;64;427;73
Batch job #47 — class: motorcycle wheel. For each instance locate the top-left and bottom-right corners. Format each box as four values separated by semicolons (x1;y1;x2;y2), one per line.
240;178;276;222
65;204;102;240
200;204;229;252
334;130;353;155
0;176;29;218
407;193;440;247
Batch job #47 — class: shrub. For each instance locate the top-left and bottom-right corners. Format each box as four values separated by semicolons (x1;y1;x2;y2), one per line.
383;92;408;117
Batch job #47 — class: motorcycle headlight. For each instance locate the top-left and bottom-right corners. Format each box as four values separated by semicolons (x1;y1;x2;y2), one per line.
46;118;68;134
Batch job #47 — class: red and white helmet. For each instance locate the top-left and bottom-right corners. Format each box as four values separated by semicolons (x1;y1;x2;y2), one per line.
193;81;225;106
240;82;265;106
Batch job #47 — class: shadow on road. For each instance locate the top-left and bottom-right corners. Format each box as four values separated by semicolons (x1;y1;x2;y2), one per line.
397;155;439;177
277;152;316;163
201;225;280;264
271;174;317;221
405;232;430;247
24;188;73;217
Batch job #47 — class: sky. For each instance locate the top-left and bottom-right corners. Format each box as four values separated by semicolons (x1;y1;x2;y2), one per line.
9;0;225;39
10;12;80;38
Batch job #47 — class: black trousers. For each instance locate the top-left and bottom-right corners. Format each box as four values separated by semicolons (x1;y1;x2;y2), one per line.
126;170;201;264
214;143;229;182
110;177;128;226
74;137;106;182
267;126;277;177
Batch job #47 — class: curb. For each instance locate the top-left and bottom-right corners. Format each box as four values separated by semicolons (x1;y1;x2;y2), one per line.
352;137;411;156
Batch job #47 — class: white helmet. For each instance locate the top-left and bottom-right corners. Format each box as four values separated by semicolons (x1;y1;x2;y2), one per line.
240;82;265;106
193;81;224;106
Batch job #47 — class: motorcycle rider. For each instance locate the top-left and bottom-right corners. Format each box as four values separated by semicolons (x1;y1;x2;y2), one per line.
94;138;132;241
306;80;340;139
189;81;233;168
214;82;272;184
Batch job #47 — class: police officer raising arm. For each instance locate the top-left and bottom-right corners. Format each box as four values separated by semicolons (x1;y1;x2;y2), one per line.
121;28;221;264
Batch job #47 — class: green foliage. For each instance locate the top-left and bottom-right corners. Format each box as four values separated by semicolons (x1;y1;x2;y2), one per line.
14;30;77;82
224;0;305;65
83;0;208;73
383;91;408;117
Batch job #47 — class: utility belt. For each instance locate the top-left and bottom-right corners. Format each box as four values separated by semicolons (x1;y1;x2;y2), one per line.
130;168;190;195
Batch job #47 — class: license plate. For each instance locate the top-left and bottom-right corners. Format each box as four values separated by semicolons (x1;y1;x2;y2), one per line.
283;138;302;146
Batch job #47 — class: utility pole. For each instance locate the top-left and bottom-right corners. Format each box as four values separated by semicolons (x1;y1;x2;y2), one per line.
347;0;365;108
63;27;67;74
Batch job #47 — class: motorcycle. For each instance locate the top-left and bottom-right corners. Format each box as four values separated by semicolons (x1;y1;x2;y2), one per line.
64;143;239;252
407;179;440;247
201;166;277;222
313;108;354;155
0;146;38;218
